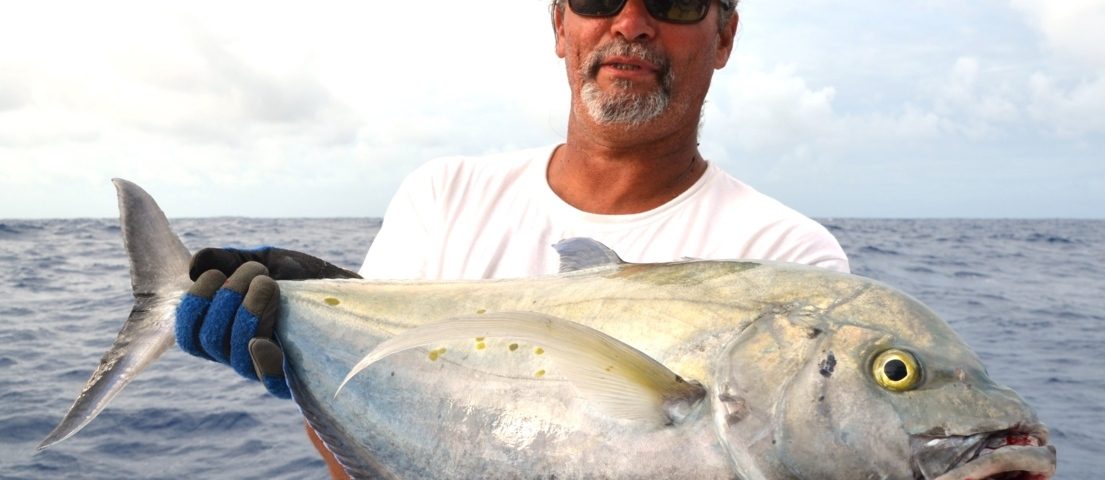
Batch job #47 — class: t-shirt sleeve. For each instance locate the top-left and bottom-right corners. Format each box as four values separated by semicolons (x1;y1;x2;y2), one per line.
734;210;851;274
358;164;440;279
790;225;851;274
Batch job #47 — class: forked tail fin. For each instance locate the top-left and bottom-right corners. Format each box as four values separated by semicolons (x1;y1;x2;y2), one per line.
37;179;192;450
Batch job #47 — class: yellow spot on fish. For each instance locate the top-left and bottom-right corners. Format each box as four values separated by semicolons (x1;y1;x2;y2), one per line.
476;308;486;314
476;337;485;342
476;342;486;350
534;347;545;355
535;369;546;378
605;365;614;372
428;347;447;361
509;343;519;352
323;297;340;306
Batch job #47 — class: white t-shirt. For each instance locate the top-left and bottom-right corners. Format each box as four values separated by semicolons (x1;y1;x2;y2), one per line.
360;145;849;280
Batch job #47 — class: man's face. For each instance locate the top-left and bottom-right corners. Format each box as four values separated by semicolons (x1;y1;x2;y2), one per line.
554;0;738;130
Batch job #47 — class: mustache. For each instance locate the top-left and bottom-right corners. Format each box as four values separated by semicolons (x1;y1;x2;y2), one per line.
584;40;671;81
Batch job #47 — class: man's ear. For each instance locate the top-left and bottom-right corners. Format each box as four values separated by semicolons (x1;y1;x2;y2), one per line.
715;11;739;69
553;4;567;58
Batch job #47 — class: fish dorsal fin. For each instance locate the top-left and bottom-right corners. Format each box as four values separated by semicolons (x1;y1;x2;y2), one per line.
554;237;625;273
337;312;705;427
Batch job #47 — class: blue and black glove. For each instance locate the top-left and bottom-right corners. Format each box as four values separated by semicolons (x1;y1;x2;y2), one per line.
176;247;361;398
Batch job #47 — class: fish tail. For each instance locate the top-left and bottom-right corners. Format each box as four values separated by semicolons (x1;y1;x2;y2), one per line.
37;179;193;450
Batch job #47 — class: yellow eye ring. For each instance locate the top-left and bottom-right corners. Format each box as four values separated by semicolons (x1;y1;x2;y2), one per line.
872;349;922;392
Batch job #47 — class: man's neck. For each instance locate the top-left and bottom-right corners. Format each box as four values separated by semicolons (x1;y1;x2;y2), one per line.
547;129;707;215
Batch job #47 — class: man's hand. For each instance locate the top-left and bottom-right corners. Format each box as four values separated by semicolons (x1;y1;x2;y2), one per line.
175;247;361;398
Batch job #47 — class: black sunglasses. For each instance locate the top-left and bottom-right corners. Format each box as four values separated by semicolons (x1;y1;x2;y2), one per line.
567;0;735;24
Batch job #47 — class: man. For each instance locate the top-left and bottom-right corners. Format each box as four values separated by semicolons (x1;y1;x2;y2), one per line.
361;0;846;279
177;0;848;477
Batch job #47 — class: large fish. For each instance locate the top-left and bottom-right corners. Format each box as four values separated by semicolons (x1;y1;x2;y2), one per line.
39;179;1056;479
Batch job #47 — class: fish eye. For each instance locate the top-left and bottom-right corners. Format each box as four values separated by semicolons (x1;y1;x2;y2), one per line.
872;349;922;392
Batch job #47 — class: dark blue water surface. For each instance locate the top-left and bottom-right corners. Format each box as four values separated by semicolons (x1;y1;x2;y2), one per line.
1;218;1102;479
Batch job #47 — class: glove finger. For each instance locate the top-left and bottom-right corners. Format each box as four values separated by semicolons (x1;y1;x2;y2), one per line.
249;338;291;399
190;247;251;281
230;275;279;379
237;276;290;399
190;268;229;298
262;247;362;281
199;262;269;364
176;269;227;359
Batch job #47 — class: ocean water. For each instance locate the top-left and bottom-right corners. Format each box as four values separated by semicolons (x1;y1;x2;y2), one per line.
1;217;1101;479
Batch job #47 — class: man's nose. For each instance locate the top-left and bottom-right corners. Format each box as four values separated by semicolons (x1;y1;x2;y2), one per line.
610;0;657;42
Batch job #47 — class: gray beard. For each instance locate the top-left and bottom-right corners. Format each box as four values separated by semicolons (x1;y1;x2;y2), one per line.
578;42;674;126
580;79;670;126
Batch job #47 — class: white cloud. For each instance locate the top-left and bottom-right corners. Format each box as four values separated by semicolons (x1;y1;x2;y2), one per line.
0;81;29;112
1009;0;1105;67
941;58;1020;122
1008;0;1105;135
1027;73;1105;137
702;54;955;179
706;57;838;154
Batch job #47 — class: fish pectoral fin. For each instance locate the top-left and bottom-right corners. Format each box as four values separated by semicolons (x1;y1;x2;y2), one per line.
337;311;705;427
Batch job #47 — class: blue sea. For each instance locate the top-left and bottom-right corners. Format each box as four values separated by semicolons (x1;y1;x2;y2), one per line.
1;218;1102;479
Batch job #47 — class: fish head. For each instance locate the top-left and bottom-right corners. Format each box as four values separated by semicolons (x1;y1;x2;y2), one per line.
710;282;1055;479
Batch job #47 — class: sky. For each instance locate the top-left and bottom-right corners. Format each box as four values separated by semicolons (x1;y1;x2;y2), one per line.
0;0;1102;219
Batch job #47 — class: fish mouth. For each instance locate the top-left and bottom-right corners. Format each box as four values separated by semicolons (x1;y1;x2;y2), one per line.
911;425;1056;480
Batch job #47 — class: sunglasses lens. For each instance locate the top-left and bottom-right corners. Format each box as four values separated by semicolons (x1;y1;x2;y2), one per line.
568;0;713;23
645;0;710;23
568;0;628;17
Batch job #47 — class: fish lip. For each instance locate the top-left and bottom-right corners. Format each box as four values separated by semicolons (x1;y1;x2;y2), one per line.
931;445;1056;480
911;425;1056;480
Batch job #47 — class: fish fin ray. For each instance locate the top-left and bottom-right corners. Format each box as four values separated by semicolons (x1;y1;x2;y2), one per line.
338;312;705;427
